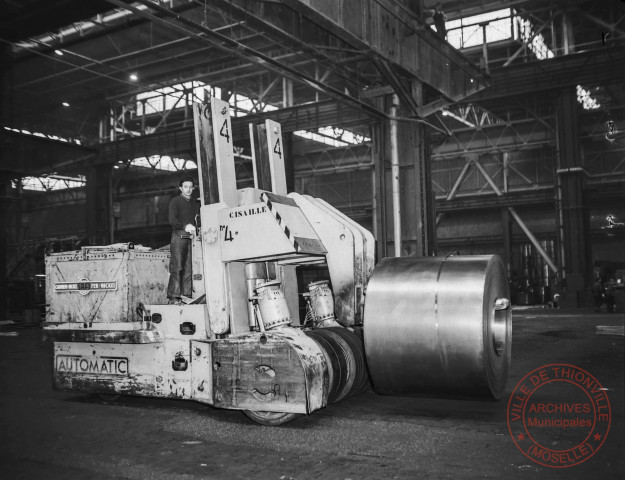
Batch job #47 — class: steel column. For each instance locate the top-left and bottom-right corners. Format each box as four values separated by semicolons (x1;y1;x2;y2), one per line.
390;95;402;257
380;94;436;258
556;88;589;306
86;162;112;245
372;121;387;261
501;208;512;279
0;181;10;319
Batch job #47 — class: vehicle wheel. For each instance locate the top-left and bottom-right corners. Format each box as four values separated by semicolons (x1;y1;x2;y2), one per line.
242;410;301;426
97;393;120;403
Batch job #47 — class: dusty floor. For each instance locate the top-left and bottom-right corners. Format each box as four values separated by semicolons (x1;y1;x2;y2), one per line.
0;308;623;479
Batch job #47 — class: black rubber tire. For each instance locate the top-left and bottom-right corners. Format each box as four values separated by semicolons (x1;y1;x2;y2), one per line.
325;327;371;396
305;330;343;402
242;410;302;426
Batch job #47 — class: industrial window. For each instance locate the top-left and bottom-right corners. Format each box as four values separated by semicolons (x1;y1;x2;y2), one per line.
447;9;600;110
13;175;86;192
135;83;281;118
514;17;554;60
576;85;601;110
294;127;370;147
446;9;513;49
3;126;82;145
122;155;197;172
229;94;279;117
514;17;600;110
135;81;214;116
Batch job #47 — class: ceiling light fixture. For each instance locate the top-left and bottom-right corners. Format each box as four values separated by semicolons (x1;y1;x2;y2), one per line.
62;102;70;107
130;73;138;81
54;49;63;56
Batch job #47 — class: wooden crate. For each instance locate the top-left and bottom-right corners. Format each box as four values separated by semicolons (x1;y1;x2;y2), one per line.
46;246;170;328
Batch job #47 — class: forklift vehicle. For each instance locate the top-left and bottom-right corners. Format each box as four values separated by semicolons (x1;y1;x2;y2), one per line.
44;97;511;425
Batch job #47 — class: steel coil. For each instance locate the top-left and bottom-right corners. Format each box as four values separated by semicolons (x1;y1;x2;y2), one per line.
363;255;511;399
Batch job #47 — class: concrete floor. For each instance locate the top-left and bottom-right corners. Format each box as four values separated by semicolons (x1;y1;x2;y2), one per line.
0;308;623;479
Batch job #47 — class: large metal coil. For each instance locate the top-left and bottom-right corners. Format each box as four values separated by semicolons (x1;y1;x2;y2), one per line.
363;255;511;399
306;327;370;403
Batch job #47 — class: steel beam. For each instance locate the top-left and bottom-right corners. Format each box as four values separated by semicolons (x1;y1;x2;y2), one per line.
472;158;558;274
97;100;372;165
281;0;488;102
576;7;625;38
207;0;367;89
436;158;471;226
0;130;96;178
105;0;387;120
467;46;625;102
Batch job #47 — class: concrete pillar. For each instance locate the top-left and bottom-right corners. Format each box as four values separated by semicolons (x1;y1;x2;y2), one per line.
86;163;112;245
501;208;512;279
283;132;294;194
372;122;387;260
0;45;10;129
1;45;12;318
282;78;293;108
389;95;401;257
561;12;575;54
375;95;436;259
556;88;589;307
0;181;10;319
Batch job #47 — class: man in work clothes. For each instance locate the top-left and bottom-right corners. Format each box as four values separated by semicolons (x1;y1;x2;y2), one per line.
167;177;199;304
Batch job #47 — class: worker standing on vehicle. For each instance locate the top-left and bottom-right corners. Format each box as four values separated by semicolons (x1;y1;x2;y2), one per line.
167;176;199;304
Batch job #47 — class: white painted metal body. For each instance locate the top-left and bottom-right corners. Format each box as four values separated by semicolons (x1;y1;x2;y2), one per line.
45;97;370;420
43;96;511;424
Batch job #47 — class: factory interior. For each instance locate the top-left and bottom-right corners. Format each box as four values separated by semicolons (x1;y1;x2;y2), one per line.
0;0;624;478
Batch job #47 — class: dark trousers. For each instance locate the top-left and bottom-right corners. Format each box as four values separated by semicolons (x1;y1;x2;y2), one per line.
167;230;192;298
593;294;604;312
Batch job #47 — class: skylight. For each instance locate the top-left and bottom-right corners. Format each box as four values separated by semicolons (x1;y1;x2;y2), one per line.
515;18;554;60
136;85;367;147
14;175;86;192
136;81;214;116
120;155;197;172
448;9;600;111
135;82;282;119
576;86;601;111
446;9;513;49
515;18;599;110
3;126;82;145
229;94;279;117
294;127;371;147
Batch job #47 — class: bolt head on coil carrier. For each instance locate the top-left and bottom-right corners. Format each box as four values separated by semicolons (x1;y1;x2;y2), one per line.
363;254;511;399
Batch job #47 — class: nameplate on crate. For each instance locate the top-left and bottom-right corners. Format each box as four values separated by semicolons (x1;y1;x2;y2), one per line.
55;278;118;296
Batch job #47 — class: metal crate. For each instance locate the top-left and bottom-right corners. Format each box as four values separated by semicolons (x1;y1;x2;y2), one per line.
46;246;170;329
